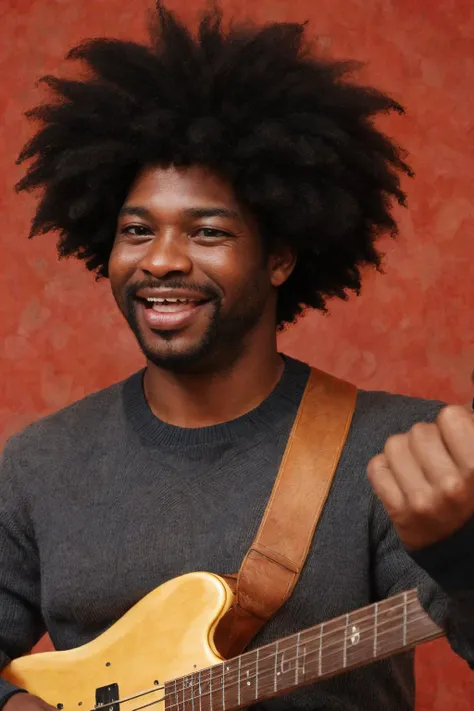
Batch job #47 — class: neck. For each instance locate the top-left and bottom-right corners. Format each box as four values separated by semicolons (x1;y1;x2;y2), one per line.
163;588;443;711
143;340;284;429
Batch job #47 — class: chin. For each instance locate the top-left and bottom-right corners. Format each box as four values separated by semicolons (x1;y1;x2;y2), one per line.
140;333;217;373
146;351;216;374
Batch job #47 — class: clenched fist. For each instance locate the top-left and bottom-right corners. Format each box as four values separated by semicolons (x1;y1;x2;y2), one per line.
368;405;474;550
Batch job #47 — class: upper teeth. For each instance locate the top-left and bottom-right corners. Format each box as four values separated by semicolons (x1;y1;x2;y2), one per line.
146;298;194;303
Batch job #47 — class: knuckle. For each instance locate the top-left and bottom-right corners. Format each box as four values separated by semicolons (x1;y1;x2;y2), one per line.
367;454;384;478
441;476;467;503
410;492;434;517
385;433;405;457
409;421;433;446
437;404;463;429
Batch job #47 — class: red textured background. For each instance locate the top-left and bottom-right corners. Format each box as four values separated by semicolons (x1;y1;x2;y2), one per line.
0;0;473;708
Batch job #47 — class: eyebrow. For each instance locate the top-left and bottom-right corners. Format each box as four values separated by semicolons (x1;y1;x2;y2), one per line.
184;207;241;221
118;205;241;221
119;206;153;219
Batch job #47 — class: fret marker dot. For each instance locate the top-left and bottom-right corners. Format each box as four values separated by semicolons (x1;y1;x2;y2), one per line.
247;682;251;686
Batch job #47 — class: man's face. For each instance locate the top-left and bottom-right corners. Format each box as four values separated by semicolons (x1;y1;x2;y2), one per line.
108;165;290;371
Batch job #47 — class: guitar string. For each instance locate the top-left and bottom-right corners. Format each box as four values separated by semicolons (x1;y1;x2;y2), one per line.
129;612;437;711
98;607;433;711
92;593;420;711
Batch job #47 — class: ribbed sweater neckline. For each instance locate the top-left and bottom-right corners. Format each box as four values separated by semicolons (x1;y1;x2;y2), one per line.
122;356;310;447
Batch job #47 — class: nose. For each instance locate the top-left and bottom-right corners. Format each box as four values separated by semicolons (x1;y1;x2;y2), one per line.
138;230;193;278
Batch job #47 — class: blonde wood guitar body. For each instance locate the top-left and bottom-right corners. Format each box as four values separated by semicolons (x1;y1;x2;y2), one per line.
2;572;233;711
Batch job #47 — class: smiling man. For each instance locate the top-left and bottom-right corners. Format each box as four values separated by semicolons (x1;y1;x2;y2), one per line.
1;4;473;711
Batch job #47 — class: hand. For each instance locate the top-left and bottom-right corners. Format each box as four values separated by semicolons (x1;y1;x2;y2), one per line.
368;405;474;550
3;694;56;711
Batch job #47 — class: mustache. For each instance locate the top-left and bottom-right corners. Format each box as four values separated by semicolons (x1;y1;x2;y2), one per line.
124;279;221;301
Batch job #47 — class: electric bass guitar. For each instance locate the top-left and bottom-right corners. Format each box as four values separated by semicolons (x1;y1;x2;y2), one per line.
2;572;443;711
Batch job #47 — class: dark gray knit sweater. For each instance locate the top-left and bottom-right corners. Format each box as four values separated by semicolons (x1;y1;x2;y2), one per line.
0;357;473;711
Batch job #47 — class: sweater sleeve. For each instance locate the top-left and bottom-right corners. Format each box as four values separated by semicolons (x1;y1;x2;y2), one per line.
0;437;46;703
409;515;474;592
370;492;474;668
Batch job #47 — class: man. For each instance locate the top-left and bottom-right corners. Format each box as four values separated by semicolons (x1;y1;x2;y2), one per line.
1;4;473;711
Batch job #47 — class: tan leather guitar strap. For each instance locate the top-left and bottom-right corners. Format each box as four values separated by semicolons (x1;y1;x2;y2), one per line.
215;368;357;658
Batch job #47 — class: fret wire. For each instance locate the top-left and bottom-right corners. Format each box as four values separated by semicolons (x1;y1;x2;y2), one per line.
295;633;300;685
198;671;202;711
209;667;212;711
255;649;259;700
318;622;324;676
274;640;279;692
343;613;348;669
373;601;378;658
191;674;195;711
301;636;307;679
159;611;440;711
403;591;407;647
237;655;241;707
182;674;185;711
174;678;179;711
222;664;225;711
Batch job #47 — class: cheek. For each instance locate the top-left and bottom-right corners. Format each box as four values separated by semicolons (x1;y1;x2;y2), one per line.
193;244;267;295
108;246;134;305
108;243;135;284
198;258;243;300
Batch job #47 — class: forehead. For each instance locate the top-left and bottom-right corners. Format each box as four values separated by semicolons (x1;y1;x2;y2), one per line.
125;164;242;211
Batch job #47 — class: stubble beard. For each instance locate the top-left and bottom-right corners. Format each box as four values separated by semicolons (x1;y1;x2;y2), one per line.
121;281;269;374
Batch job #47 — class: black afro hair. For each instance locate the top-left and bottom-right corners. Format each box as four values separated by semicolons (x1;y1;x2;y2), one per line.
16;2;413;327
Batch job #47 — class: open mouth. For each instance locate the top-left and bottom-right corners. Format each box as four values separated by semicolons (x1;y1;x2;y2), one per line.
136;295;213;331
141;296;207;313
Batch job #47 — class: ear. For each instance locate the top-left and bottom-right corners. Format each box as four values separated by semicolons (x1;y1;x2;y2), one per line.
269;246;297;288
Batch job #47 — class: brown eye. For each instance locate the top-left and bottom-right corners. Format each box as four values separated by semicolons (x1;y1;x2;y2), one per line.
121;224;152;236
194;228;230;239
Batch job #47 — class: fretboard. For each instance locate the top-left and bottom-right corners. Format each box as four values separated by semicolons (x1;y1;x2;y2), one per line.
163;588;443;711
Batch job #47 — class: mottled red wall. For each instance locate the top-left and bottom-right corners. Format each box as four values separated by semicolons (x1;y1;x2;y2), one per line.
0;0;473;708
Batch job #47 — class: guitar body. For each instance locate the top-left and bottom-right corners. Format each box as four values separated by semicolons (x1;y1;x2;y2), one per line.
2;572;234;711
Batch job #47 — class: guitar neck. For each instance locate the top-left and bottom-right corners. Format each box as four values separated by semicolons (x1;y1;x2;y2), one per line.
164;588;444;710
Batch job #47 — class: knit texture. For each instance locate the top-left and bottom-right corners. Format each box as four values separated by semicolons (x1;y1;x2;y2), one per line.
0;357;473;711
